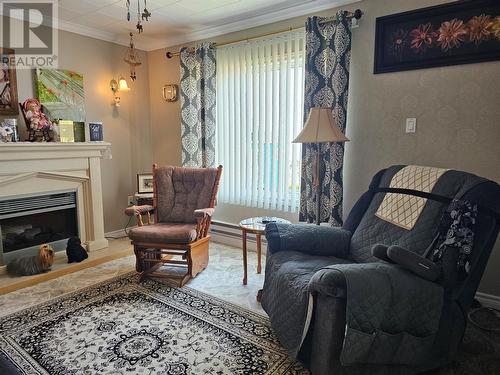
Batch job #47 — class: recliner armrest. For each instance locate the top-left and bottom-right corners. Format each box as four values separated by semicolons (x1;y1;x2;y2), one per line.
308;268;347;298
265;223;351;258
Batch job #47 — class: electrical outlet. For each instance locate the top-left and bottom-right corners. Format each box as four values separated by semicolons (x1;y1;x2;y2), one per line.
405;118;417;133
127;195;134;206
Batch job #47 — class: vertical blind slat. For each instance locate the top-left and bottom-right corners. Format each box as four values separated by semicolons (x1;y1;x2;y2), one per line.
239;47;246;206
223;49;231;202
227;51;236;203
284;35;292;211
277;40;288;211
257;43;264;208
235;47;242;205
251;45;259;208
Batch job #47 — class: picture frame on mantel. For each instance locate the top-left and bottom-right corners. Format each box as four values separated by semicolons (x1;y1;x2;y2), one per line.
374;0;500;74
0;48;19;115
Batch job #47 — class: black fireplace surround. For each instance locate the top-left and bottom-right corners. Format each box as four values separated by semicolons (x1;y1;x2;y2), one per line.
0;191;78;265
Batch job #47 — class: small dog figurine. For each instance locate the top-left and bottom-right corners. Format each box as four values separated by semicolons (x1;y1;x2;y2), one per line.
66;237;88;263
7;244;55;276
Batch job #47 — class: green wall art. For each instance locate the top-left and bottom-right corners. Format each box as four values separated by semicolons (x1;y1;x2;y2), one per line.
36;68;85;122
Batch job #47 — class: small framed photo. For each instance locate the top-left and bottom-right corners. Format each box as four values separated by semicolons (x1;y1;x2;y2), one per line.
137;173;154;193
88;121;103;142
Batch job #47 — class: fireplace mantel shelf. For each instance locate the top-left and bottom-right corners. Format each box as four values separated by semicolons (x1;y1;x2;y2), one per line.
0;142;112;161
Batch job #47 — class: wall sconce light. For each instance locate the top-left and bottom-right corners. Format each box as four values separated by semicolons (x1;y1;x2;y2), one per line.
110;77;130;107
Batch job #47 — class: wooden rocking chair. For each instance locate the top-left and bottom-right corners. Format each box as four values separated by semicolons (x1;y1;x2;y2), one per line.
126;164;222;286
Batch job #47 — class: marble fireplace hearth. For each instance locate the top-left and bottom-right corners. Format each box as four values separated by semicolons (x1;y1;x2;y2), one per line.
0;143;112;269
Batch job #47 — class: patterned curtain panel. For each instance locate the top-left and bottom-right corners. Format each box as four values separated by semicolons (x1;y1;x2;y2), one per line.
180;43;216;167
299;12;352;226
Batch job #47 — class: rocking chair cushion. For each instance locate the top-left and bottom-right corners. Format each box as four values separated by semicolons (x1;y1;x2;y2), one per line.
128;223;198;244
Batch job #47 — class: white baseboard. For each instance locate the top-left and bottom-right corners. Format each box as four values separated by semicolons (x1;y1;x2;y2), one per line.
105;228;132;239
475;292;500;310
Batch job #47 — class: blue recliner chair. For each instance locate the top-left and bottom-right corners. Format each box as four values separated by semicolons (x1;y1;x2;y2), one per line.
261;165;500;375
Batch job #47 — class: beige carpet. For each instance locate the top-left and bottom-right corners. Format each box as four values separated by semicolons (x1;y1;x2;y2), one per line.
0;241;264;318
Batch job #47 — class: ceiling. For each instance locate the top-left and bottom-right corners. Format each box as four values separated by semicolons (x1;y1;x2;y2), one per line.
50;0;359;51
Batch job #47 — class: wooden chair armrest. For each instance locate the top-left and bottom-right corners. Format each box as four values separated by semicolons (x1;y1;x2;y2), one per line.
125;205;154;216
194;208;215;218
195;208;215;239
125;205;154;227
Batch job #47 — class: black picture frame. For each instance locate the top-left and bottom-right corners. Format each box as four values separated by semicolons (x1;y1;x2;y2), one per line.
374;0;500;74
137;173;154;194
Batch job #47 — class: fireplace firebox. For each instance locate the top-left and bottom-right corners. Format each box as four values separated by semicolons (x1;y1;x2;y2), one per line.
0;191;78;265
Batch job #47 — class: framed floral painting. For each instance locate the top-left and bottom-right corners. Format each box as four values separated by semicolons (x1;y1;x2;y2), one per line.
36;68;85;121
0;48;19;115
374;0;500;74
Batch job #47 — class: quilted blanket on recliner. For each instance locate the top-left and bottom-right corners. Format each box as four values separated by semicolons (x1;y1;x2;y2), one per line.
328;262;444;366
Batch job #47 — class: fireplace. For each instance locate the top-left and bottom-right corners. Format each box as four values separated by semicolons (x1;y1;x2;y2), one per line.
0;191;79;264
0;142;111;272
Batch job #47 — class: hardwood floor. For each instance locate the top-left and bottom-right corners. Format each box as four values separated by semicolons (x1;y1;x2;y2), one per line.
0;238;133;295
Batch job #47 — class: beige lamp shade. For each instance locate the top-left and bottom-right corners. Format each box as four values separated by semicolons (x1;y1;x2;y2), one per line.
293;107;349;143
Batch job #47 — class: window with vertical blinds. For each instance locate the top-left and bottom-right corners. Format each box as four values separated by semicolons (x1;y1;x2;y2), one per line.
216;30;305;212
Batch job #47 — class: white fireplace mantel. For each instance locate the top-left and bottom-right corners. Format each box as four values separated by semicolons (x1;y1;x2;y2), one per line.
0;142;111;161
0;142;112;253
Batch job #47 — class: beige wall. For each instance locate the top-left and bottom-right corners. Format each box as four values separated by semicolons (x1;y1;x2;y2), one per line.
148;48;182;167
147;0;500;296
1;20;153;232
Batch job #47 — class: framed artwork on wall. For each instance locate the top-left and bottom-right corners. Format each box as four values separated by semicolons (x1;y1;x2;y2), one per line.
374;0;500;74
35;68;85;121
137;173;154;194
0;48;19;115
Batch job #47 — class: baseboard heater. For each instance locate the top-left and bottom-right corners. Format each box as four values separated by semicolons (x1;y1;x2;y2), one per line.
210;220;267;245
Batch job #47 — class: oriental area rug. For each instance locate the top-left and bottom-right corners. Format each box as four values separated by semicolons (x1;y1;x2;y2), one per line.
0;274;307;374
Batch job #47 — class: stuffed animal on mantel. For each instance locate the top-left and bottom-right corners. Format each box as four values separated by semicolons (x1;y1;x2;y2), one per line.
22;98;54;132
66;237;88;263
7;244;55;277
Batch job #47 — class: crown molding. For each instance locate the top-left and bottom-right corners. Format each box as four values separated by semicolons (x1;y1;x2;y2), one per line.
56;19;130;48
1;0;360;51
153;0;361;51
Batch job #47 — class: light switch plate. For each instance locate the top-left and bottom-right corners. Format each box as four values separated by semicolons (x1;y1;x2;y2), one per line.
406;118;417;133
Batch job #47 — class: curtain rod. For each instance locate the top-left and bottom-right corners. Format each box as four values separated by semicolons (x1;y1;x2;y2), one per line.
166;9;363;59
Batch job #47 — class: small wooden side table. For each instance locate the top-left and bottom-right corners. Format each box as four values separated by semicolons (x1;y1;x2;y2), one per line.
239;217;291;285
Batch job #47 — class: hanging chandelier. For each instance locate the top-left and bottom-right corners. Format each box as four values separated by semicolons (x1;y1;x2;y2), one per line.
126;0;151;33
124;33;142;81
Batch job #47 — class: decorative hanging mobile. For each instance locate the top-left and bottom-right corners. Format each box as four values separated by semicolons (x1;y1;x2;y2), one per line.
125;0;151;33
142;0;151;21
124;32;142;81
